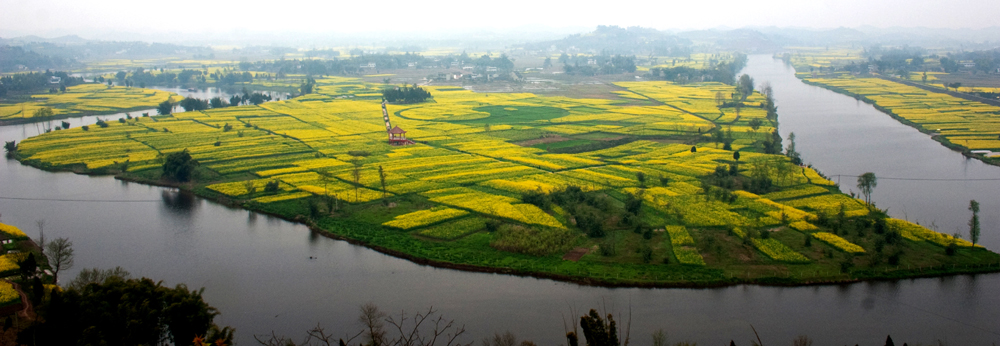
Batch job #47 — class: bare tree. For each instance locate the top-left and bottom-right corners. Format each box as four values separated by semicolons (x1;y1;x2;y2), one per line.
481;332;516;346
46;237;74;283
359;302;388;346
651;330;666;346
255;304;471;346
792;335;812;346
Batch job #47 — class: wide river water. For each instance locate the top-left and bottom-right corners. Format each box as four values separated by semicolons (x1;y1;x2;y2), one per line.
0;57;998;345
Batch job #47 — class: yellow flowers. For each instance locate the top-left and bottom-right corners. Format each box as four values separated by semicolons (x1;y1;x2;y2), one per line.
887;219;978;247
666;225;694;245
0;223;28;239
812;232;865;254
0;255;21;274
788;221;818;232
425;188;564;228
383;207;470;230
1;85;178;120
0;281;19;306
752;238;810;263
673;246;706;266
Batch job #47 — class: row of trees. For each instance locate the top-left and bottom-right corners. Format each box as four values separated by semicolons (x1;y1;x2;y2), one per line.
0;70;83;97
562;55;637;76
382;85;432;103
645;53;747;85
19;266;233;346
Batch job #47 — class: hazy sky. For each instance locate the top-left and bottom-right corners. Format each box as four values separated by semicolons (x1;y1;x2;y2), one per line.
2;0;998;39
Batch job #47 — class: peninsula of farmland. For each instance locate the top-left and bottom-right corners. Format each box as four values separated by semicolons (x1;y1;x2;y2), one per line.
13;74;999;286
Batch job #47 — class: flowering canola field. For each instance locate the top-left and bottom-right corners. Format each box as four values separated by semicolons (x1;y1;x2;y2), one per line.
16;75;996;285
0;84;181;121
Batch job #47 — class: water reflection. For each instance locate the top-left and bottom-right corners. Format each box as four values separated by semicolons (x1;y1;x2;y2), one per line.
160;189;198;215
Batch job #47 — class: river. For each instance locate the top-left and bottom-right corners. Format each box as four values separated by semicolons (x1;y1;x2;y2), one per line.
0;58;998;345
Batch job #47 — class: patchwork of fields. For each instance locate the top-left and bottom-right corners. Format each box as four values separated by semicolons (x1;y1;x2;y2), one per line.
0;84;181;121
13;75;996;285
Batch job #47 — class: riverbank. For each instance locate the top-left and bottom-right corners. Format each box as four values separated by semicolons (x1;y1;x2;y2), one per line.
0;105;159;126
10;158;994;289
796;76;1000;167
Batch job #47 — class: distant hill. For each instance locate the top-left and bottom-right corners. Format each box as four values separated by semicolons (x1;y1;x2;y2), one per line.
0;35;213;63
520;25;692;56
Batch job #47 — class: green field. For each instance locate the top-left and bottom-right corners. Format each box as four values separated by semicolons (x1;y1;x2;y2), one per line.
13;75;998;286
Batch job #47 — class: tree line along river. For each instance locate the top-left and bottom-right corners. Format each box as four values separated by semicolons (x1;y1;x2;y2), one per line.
0;56;998;345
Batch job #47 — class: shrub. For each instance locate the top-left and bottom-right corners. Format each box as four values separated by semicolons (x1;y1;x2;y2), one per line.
264;180;280;193
81;125;89;131
639;244;653;263
522;191;551;210
888;251;901;265
489;224;575;256
485;219;502;233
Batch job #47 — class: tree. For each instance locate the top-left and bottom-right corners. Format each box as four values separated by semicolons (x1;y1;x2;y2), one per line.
715;91;726;106
32;274;232;346
264;180;280;194
543;57;552;68
857;172;878;206
636;172;646;188
180;97;208;112
579;309;619;346
748;118;762;132
18;253;37;281
3;140;16;157
351;158;363;202
161;149;199;182
46;237;74;284
969;199;980;246
209;97;228;109
157;100;173;115
244;180;257;198
733;151;740;161
359;302;387;346
300;77;316;96
737;74;755;100
378;165;388;204
33;107;54;119
785;132;802;165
